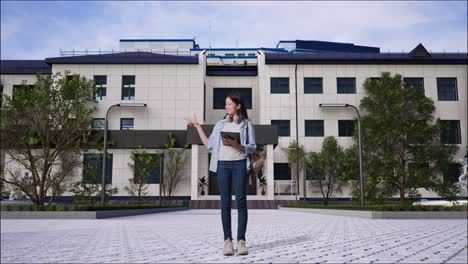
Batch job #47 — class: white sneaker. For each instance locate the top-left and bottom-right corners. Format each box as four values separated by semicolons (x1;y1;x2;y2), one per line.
223;239;234;256
236;240;248;255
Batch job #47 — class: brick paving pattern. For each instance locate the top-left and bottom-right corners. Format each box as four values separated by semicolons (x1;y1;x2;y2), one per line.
1;209;466;263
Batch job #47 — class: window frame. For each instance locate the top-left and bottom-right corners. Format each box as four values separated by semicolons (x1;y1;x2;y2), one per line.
440;120;461;144
93;75;107;101
120;118;135;130
271;120;291;137
122;75;136;100
92;118;105;130
82;153;113;184
338;120;355;137
403;77;424;93
274;163;292;180
437;78;458;101
271;77;290;94
305;120;324;137
304;77;323;94
337;77;356;94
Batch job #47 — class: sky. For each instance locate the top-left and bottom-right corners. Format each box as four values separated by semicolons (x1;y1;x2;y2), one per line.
1;1;467;60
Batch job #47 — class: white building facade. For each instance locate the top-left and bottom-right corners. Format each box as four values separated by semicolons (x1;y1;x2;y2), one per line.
1;39;466;203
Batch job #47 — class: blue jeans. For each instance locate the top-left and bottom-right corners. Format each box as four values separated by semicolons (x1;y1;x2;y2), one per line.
217;159;248;242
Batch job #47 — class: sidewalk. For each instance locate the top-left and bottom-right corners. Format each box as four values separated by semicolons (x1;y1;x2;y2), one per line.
1;209;467;263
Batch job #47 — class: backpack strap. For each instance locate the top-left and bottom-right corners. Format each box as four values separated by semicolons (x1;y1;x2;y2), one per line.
246;120;250;144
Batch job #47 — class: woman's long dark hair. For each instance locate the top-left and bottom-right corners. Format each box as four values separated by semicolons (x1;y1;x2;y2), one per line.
223;93;250;125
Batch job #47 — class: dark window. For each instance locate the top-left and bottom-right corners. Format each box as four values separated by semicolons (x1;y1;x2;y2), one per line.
12;84;35;100
404;78;424;93
248;53;256;56
437;78;458;101
120;118;134;130
238;53;245;57
83;153;113;184
271;120;290;137
338;120;355;137
337;78;356;94
305;167;325;181
443;163;462;184
92;118;105;130
440;120;461;144
274;163;291;180
213;88;252;109
271;78;289;94
134;154;163;184
122;75;135;100
305;120;324;137
225;53;235;57
93;75;107;100
304;78;323;94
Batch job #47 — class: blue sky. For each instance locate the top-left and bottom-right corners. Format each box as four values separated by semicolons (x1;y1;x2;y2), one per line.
1;1;467;59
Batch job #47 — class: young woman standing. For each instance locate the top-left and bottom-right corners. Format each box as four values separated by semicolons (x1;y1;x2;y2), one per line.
185;94;256;256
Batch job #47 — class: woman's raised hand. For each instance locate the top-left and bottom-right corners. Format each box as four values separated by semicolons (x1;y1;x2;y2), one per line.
184;114;200;128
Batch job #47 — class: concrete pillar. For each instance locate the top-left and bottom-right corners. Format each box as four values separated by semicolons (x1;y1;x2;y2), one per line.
191;144;199;200
266;144;275;200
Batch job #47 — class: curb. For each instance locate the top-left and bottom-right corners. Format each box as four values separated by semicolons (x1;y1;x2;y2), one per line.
1;207;189;219
278;206;468;219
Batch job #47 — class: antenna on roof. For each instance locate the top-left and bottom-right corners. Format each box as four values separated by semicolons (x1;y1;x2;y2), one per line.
208;20;212;51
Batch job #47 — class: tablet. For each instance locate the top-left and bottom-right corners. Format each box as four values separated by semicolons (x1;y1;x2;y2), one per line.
221;131;241;144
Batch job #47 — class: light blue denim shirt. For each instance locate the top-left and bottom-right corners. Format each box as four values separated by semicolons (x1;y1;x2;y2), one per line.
207;118;257;173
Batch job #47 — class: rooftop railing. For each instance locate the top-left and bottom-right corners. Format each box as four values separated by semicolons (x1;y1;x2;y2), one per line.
59;49;197;57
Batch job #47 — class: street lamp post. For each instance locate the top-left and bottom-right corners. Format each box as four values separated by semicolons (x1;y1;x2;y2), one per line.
101;103;147;206
319;103;365;207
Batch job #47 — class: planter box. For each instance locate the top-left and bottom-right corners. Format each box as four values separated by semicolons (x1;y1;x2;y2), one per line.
1;207;188;219
278;206;468;219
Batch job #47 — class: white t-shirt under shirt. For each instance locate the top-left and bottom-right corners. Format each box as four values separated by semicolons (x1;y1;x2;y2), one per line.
219;117;245;161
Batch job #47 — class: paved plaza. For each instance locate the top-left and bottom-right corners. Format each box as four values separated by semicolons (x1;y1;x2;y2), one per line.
1;209;467;263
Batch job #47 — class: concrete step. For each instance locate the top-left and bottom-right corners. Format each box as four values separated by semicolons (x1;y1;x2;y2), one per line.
189;200;278;209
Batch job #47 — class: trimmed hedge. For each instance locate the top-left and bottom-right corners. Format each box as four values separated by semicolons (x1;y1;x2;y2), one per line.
281;204;468;211
1;202;189;212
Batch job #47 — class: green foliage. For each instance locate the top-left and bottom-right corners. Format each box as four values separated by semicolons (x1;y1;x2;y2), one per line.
285;140;306;197
125;146;160;204
0;71;97;207
306;136;347;205
159;132;189;206
69;155;118;206
342;72;459;205
287;140;306;167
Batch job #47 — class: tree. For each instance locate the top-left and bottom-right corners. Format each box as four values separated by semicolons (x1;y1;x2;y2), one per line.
286;140;306;199
353;72;459;205
125;147;160;205
306;136;347;205
341;145;393;205
159;132;189;206
0;71;97;207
